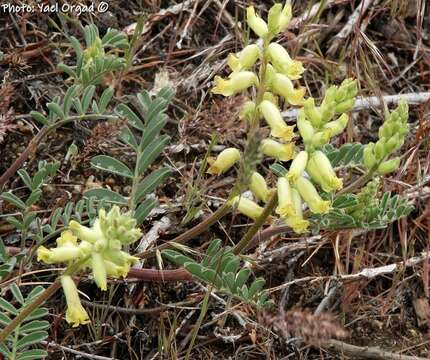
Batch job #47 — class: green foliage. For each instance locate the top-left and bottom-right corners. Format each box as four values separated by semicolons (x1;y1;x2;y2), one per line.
311;188;413;230
163;239;271;308
0;285;49;360
85;87;175;223
321;143;364;168
58;24;129;86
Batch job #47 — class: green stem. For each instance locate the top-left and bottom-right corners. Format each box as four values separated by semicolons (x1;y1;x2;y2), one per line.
184;285;212;360
233;190;278;255
0;258;88;343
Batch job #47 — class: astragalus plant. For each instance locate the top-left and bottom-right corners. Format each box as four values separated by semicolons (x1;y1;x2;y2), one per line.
163;2;412;306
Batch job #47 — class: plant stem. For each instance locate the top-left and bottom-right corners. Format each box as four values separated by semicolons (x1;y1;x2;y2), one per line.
135;201;233;259
0;281;61;344
233;190;278;255
184;285;212;360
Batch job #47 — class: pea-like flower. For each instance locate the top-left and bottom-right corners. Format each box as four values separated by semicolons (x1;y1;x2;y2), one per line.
37;207;143;327
377;157;400;175
207;148;241;175
228;44;261;72
271;73;305;105
306;150;343;192
268;43;304;80
275;177;295;218
250;172;270;203
296;176;330;214
261;139;295;162
232;196;264;221
61;275;90;327
285;189;309;233
297;110;315;144
246;6;269;38
287;150;308;183
37;231;90;264
323;114;349;137
212;71;259;97
259;100;295;141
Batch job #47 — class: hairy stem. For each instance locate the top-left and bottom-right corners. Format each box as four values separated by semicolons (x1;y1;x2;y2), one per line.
233;190;278;255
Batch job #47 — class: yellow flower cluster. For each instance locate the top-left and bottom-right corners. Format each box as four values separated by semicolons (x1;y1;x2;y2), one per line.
208;3;358;234
37;206;141;326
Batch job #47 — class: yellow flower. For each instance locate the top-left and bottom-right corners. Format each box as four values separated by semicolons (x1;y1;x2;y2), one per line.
271;73;305;105
267;43;304;80
239;100;256;121
246;6;268;38
278;3;293;31
285;189;309;233
232;196;264;221
250;172;270;203
275;177;295;218
69;220;102;244
104;260;130;278
261;139;295;162
297;110;315;144
207;148;241;175
227;44;261;72
61;275;90;327
287;151;308;183
323;114;349;137
303;98;322;127
37;244;80;264
212;71;258;97
296;176;330;214
307;151;343;192
259;100;295;141
92;253;107;291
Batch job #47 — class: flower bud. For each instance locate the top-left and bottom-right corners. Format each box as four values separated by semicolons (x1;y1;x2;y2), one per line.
61;275;90;327
335;99;355;114
232;196;264;221
228;44;261;72
304;98;322;127
311;130;330;147
384;134;401;154
374;139;386;160
271;73;305;106
267;43;304;80
92;252;107;291
69;220;102;244
285;189;310;233
250;172;270;203
239;100;256;121
261;139;295;161
287;151;308;183
212;71;259;97
279;3;293;31
296;176;330;214
323;114;349;137
297;110;315;144
275;177;295;218
247;6;269;38
207;148;241;175
259;100;295;141
267;3;282;35
363;143;377;169
307;151;343;192
377;157;400;175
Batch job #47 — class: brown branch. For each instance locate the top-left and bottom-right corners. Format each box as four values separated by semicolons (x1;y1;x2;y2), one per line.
322;339;429;360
